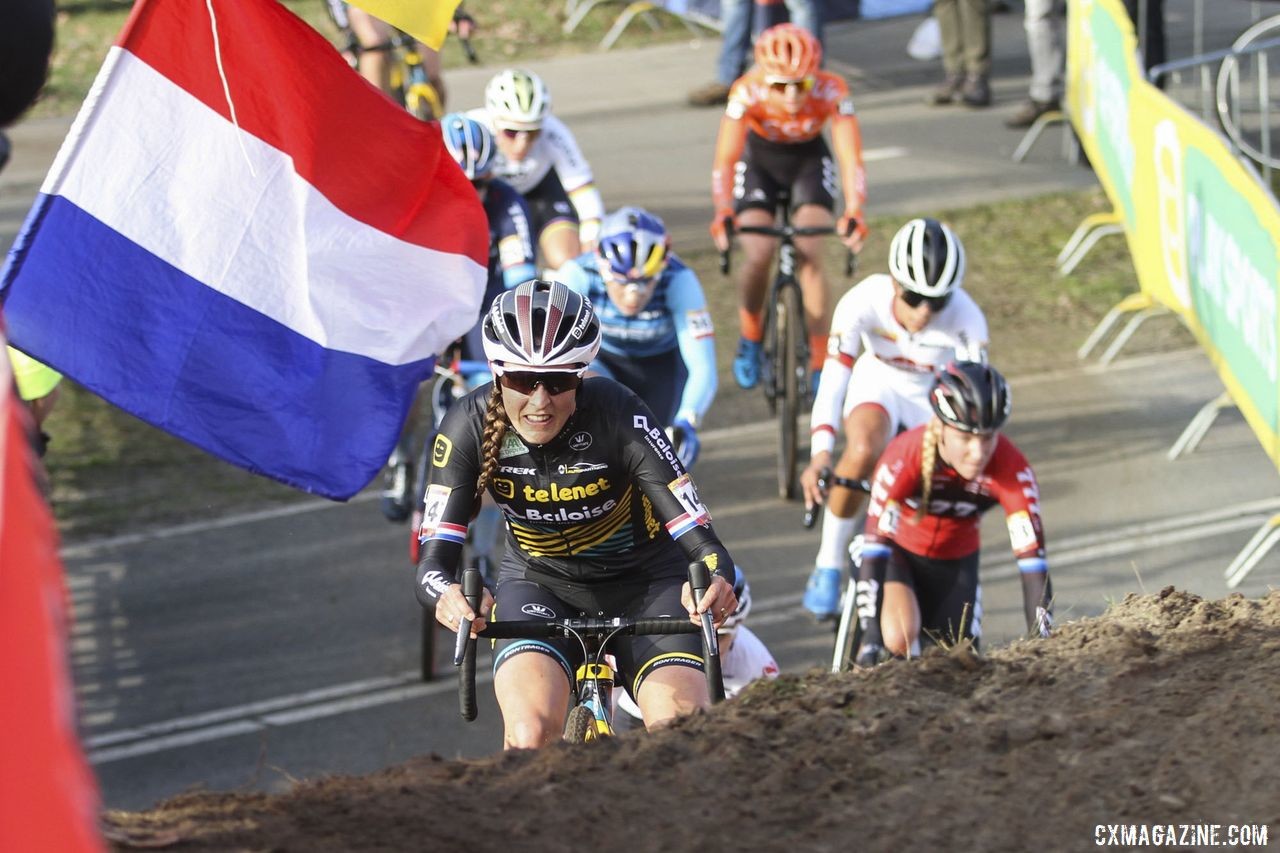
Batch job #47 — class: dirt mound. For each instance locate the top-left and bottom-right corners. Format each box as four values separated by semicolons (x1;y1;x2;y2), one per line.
104;588;1280;852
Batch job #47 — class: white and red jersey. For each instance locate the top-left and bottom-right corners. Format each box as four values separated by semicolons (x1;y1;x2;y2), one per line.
466;108;605;232
613;625;779;721
863;425;1047;565
810;273;988;455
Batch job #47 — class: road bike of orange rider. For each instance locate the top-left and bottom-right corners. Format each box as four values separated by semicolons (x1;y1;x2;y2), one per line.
416;280;738;749
853;361;1053;666
710;23;868;390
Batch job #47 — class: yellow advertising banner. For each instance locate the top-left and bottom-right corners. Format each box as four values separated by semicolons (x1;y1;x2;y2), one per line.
1067;0;1280;468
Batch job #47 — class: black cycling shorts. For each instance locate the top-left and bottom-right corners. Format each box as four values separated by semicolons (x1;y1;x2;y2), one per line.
523;170;579;241
734;133;837;215
491;568;703;701
594;347;686;427
885;548;982;647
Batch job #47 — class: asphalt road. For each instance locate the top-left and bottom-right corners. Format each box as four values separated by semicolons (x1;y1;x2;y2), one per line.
4;2;1277;811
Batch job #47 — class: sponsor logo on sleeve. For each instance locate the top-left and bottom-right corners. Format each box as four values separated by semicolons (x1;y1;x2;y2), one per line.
431;434;453;468
420;570;454;599
633;414;683;472
838;96;857;116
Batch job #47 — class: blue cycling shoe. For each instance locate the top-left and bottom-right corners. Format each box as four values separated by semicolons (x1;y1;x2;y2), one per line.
733;338;763;389
802;566;842;620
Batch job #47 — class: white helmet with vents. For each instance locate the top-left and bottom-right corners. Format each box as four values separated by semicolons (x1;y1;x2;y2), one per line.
482;279;602;372
485;69;551;130
887;218;966;298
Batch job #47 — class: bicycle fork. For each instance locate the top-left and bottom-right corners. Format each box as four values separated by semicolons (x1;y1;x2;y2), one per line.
575;661;616;737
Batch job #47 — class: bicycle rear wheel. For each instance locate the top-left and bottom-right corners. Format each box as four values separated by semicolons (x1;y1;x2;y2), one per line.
563;705;600;743
775;281;804;499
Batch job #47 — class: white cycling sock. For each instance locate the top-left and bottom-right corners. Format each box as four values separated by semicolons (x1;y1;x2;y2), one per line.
815;508;858;570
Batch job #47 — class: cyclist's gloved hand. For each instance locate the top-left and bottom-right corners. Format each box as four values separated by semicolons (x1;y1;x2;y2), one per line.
838;211;867;251
710;208;735;252
672;417;700;469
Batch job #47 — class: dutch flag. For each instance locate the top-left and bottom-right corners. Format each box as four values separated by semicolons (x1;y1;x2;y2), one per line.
0;0;488;500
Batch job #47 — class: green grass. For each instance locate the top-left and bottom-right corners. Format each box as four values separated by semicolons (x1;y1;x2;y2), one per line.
30;0;701;118
42;187;1190;541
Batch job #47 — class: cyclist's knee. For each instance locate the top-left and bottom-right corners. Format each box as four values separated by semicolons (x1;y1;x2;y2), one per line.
503;716;560;750
636;666;708;726
839;432;882;474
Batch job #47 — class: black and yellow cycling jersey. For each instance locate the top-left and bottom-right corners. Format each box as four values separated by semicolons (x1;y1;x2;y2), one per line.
414;376;733;601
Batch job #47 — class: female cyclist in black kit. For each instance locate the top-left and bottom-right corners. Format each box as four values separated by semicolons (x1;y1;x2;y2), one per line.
415;280;738;749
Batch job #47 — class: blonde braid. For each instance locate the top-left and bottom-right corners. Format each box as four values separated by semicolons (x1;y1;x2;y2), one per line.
475;383;508;499
915;419;942;522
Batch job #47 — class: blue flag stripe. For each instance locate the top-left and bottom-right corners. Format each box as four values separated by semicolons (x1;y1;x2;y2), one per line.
3;196;438;499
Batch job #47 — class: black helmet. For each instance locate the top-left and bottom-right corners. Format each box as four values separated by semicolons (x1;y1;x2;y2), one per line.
929;361;1011;433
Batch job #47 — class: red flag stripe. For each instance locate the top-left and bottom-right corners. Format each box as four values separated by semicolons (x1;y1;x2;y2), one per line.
115;0;486;264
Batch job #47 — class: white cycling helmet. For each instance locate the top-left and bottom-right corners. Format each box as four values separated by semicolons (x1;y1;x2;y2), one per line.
482;279;602;372
887;217;966;298
485;69;551;130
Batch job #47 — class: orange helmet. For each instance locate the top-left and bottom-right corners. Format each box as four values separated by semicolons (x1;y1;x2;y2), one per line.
754;23;822;80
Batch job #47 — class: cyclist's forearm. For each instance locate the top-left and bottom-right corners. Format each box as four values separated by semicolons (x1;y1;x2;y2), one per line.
710;118;747;212
830;116;866;214
415;543;465;607
1018;566;1052;634
809;356;853;457
674;331;717;426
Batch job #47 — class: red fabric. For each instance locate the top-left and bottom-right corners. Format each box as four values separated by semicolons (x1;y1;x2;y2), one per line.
0;372;102;850
117;0;487;262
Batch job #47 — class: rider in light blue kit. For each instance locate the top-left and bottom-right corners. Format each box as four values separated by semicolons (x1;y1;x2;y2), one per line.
560;206;718;468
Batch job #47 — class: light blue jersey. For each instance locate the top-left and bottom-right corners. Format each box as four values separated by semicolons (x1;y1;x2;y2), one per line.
561;253;717;426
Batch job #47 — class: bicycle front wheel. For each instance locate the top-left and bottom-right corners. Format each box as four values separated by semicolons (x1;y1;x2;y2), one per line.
563;704;601;743
831;576;862;673
775;281;805;499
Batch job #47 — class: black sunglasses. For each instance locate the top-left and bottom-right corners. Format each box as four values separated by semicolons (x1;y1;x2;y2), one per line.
900;290;951;311
499;371;581;395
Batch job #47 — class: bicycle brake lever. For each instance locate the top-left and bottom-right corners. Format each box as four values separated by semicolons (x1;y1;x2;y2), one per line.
802;468;832;529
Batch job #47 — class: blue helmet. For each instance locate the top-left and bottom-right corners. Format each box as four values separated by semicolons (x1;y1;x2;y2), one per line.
441;112;496;181
596;206;671;283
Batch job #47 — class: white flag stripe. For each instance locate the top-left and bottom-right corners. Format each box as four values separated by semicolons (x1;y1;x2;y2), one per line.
46;49;484;366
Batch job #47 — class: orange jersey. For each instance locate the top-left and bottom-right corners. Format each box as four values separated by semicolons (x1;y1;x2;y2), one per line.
711;69;866;217
725;68;852;143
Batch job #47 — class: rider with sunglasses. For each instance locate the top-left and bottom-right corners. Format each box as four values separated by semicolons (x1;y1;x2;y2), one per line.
799;217;989;619
709;23;868;391
560;207;718;470
416;280;738;749
468;69;604;271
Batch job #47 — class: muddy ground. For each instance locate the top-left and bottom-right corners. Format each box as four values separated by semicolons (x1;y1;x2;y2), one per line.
103;588;1279;852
